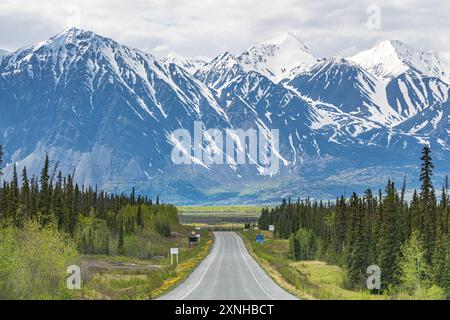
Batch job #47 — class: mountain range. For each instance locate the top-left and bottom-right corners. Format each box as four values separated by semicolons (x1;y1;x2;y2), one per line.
0;28;449;204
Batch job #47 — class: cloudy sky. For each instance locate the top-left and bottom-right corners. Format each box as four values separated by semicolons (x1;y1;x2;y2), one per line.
0;0;449;59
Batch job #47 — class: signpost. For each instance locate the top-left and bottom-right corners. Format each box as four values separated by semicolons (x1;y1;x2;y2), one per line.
256;234;265;244
170;248;179;265
189;233;200;247
269;225;275;232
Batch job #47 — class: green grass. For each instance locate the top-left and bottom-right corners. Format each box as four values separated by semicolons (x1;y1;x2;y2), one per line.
296;261;343;285
239;230;386;300
291;261;385;300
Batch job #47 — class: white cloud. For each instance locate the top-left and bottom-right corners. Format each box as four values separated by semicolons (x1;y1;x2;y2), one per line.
0;0;449;59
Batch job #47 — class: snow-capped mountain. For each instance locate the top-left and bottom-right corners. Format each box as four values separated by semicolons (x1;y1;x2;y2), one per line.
0;28;230;191
349;40;450;84
1;28;449;204
195;32;318;88
237;32;318;82
162;52;210;74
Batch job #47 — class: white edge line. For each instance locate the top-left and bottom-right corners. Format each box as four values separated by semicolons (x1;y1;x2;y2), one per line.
231;232;275;300
179;232;222;300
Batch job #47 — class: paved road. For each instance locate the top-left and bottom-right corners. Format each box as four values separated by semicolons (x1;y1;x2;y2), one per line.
159;232;297;300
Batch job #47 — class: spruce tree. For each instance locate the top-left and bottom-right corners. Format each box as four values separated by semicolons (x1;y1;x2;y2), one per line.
377;181;401;289
347;198;368;289
136;203;143;228
21;167;30;215
39;154;52;225
9;164;19;225
419;146;436;262
289;233;300;260
432;178;450;286
118;222;125;255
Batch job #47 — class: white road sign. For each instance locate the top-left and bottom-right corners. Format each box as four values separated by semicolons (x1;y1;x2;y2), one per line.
170;248;179;265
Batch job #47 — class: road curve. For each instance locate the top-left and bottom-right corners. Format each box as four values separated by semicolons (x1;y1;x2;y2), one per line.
159;231;297;300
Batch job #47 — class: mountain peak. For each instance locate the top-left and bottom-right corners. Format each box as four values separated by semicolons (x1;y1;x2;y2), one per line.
327;56;347;64
211;51;238;65
376;40;415;57
29;27;104;53
164;51;188;65
163;52;210;74
349;40;450;84
263;32;307;48
166;51;184;60
54;27;97;41
237;32;317;82
61;26;84;34
380;39;407;48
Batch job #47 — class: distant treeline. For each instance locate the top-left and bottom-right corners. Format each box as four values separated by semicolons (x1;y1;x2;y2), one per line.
259;147;450;297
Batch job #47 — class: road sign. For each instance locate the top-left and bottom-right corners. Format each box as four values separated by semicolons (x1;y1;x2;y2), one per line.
256;234;265;244
269;225;275;231
189;234;199;247
170;248;179;265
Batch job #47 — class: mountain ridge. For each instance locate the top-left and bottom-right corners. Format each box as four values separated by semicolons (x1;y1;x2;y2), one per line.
1;28;449;204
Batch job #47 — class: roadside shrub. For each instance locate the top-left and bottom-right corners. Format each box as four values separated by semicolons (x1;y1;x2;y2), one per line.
0;221;78;299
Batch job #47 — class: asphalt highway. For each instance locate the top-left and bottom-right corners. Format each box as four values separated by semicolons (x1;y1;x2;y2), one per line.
159;231;297;300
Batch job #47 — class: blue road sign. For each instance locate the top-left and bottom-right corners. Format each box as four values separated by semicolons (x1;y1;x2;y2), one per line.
256;234;265;244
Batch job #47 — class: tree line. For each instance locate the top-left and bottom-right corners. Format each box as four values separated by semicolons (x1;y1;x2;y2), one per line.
0;145;177;256
259;147;450;297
